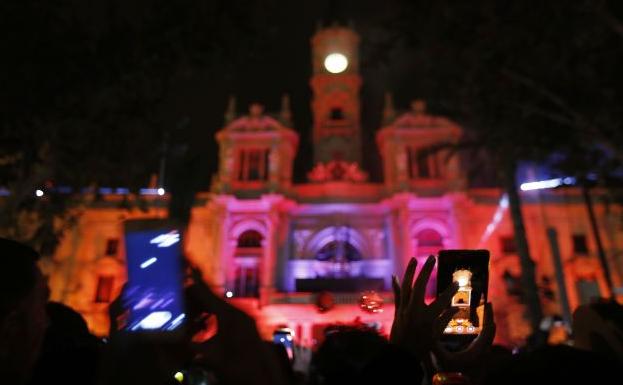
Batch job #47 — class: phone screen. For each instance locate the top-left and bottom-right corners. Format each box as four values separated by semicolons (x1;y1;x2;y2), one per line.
273;329;294;360
437;249;489;337
123;220;185;333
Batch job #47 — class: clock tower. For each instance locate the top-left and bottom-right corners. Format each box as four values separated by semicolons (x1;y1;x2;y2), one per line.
310;25;363;168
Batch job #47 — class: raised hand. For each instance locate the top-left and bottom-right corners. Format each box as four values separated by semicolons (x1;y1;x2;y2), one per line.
186;269;289;385
432;302;496;380
390;256;458;360
292;344;312;375
102;269;290;385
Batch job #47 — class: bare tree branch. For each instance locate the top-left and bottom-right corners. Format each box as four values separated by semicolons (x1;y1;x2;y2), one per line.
501;68;623;162
501;68;585;124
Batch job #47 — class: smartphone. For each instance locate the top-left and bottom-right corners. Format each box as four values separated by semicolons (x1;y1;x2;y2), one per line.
436;250;489;349
123;219;186;336
273;328;294;360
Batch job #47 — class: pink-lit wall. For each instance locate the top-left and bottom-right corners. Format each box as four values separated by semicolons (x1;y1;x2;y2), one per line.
43;187;623;346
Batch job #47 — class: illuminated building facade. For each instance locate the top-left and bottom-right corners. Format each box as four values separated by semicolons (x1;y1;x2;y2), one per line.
44;25;623;346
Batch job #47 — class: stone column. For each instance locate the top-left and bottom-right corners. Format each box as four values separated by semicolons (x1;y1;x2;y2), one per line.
260;214;279;306
396;144;408;190
226;238;238;293
268;144;280;191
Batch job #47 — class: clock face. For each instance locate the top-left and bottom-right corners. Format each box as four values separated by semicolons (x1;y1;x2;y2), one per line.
324;53;348;74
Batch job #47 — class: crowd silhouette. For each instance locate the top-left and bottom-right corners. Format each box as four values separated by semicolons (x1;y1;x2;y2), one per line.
1;238;622;385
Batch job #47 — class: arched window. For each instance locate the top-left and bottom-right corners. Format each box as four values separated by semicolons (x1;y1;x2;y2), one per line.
234;264;259;298
237;149;269;182
313;241;363;279
315;241;362;262
237;230;263;248
416;229;443;248
330;107;344;120
233;230;263;298
407;147;441;179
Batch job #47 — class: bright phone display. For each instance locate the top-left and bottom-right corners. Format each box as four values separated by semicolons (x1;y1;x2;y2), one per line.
437;249;490;336
273;329;294;360
123;220;185;333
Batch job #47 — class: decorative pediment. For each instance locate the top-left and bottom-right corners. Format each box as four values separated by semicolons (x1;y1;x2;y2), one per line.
224;103;292;133
227;115;284;132
383;99;458;131
307;160;368;182
393;112;454;129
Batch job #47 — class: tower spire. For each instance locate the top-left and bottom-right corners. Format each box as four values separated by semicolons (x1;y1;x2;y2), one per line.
280;93;292;126
410;99;427;115
224;95;236;123
383;91;396;124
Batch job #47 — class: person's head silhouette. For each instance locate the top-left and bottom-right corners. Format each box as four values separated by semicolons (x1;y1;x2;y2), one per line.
0;238;49;384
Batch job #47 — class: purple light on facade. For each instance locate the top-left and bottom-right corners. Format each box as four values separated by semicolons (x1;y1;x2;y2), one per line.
520;177;575;191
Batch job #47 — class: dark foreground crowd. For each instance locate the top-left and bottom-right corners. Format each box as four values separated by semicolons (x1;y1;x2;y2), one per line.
1;238;622;385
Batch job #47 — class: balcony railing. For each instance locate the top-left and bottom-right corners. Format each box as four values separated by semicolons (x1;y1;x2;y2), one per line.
268;291;395;305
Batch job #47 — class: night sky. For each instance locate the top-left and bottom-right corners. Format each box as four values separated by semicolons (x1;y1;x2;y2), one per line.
150;0;436;186
4;0;621;192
